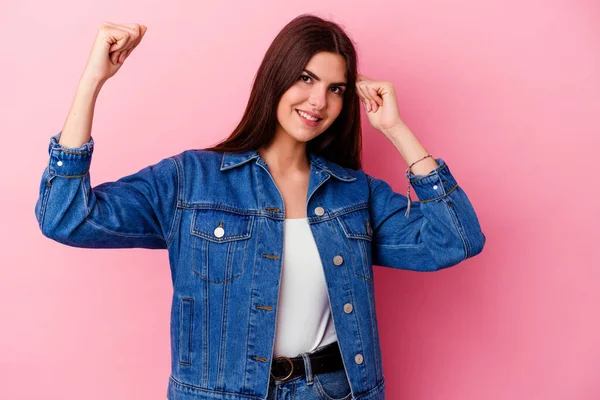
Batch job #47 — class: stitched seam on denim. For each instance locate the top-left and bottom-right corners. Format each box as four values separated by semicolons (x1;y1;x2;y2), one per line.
309;159;355;182
365;271;381;381
190;211;253;242
202;273;209;386
375;243;425;249
337;214;373;242
179;298;193;365
168;375;261;399
180;203;257;213
358;239;372;280
39;173;55;232
306;171;331;215
333;202;370;216
353;377;385;399
314;374;351;400
81;176;90;215
334;216;369;281
415;183;458;203
444;198;470;260
366;173;374;188
48;171;90;178
248;168;262;394
217;249;231;390
51;147;92;155
191;238;210;281
165;157;180;248
181;203;373;222
330;219;368;389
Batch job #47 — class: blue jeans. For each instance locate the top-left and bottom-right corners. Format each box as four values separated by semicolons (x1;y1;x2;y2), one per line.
267;352;352;399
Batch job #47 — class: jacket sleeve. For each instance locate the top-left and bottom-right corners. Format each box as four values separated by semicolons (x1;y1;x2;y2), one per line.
34;131;180;249
367;158;486;271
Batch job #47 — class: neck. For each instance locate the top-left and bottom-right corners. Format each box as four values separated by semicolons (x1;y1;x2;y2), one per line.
258;132;310;175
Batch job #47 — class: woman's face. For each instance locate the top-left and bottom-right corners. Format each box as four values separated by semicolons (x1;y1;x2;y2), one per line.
275;51;347;143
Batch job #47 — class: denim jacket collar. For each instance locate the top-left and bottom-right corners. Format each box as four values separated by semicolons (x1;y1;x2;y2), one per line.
220;149;356;182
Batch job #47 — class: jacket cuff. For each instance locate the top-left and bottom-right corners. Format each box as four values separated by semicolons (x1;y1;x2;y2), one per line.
406;158;458;202
47;131;94;177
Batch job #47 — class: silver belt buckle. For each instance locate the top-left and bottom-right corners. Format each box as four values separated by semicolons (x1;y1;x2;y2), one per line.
270;355;294;381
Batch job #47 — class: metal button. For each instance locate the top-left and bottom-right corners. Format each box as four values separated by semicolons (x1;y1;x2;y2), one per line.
343;303;353;313
314;207;325;216
214;226;224;238
354;354;363;364
333;255;344;266
366;221;373;236
433;185;438;190
57;160;63;166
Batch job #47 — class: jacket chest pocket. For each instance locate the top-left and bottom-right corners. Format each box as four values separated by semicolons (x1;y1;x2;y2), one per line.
337;208;373;281
190;209;254;283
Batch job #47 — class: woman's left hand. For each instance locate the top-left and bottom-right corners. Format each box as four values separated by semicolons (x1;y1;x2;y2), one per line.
356;74;406;136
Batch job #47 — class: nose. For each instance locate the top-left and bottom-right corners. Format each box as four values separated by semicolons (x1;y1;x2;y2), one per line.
308;88;327;111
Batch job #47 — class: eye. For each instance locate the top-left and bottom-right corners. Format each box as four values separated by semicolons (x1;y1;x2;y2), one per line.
299;75;344;96
330;86;344;95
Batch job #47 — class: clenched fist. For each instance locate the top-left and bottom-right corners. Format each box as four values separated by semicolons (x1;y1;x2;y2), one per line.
82;22;147;83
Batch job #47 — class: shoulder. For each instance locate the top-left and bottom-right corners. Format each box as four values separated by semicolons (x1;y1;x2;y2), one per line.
168;148;225;169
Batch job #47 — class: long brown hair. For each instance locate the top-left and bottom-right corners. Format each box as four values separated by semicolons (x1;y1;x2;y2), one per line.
203;13;362;170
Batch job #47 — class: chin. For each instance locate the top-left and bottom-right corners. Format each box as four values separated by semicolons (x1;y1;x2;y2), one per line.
292;129;325;143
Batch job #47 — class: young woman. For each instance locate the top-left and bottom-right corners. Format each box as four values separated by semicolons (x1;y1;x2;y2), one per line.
35;14;486;400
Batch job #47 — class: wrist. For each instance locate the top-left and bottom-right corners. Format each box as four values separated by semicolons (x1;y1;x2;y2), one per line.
79;72;106;91
382;123;411;139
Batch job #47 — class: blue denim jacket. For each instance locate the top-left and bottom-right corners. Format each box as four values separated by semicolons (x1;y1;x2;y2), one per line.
35;131;486;400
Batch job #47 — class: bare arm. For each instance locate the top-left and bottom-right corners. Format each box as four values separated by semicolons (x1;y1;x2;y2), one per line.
58;76;104;148
58;22;147;149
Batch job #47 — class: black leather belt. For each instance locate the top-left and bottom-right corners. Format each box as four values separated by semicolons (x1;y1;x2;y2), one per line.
270;341;345;382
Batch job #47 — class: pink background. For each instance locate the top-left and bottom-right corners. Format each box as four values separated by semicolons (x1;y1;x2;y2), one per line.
1;0;599;399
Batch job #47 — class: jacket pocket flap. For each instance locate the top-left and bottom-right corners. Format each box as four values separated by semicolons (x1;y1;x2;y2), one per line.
191;209;253;243
337;208;372;241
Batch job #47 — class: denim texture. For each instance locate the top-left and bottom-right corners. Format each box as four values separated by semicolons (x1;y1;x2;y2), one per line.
35;131;486;399
267;365;353;400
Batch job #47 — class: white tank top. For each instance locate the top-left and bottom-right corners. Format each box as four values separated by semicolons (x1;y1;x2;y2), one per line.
273;217;338;357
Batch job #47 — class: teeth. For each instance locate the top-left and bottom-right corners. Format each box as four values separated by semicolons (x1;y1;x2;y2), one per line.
298;110;320;121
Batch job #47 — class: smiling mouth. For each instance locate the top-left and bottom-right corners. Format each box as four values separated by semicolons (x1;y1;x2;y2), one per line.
296;110;323;127
296;109;323;122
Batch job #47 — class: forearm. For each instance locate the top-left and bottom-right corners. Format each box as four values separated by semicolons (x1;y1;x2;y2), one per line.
384;124;439;176
59;76;104;148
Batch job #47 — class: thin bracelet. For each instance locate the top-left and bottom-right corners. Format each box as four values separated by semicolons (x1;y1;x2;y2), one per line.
404;154;433;176
404;154;433;219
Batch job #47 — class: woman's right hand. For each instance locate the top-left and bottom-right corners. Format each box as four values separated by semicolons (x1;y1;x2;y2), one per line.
82;22;147;84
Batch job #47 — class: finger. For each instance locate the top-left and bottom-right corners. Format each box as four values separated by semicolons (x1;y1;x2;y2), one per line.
120;47;132;63
356;82;370;110
108;32;134;55
357;84;372;112
366;85;383;107
360;83;378;112
104;22;142;37
119;23;147;50
104;23;144;54
123;26;147;60
362;98;371;112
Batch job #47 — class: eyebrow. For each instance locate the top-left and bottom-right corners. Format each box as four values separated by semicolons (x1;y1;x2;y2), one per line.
302;69;347;87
